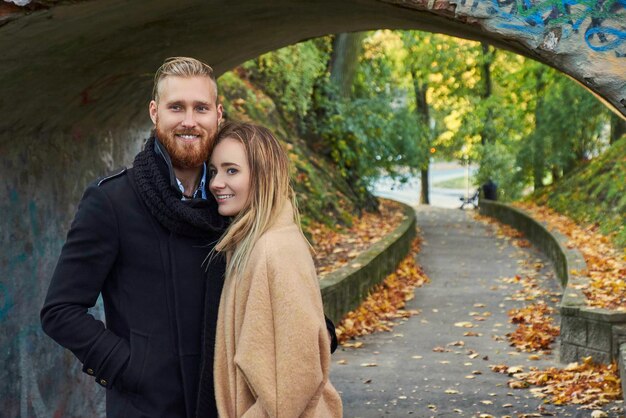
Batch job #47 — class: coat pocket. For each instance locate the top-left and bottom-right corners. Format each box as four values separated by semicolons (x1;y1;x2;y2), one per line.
120;329;150;394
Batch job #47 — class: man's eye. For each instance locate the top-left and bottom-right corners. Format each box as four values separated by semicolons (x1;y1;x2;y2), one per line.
197;106;209;112
169;105;182;111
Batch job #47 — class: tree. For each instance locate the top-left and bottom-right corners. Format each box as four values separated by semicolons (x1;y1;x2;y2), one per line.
329;33;367;99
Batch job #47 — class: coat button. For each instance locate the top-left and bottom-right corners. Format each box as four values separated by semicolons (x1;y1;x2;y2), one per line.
100;379;107;385
87;368;94;375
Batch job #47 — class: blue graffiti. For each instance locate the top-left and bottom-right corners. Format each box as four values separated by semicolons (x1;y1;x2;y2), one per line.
484;0;626;56
585;26;626;50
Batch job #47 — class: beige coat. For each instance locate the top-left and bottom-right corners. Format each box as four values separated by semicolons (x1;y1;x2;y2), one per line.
214;201;343;418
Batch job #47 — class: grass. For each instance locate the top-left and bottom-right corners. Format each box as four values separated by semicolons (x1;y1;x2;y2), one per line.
531;137;626;249
433;175;476;189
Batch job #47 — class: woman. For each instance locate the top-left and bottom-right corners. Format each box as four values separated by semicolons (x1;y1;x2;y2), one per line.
207;122;343;417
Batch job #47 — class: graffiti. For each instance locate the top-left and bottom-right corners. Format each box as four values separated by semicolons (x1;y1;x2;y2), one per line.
477;0;626;56
585;25;626;51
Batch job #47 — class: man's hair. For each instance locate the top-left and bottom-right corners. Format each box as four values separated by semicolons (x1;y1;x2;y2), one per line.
152;56;217;102
211;122;304;281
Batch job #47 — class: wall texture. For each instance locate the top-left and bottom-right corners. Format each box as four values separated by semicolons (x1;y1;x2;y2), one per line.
0;0;624;416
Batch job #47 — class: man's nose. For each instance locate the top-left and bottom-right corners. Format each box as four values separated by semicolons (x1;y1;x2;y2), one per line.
181;109;197;127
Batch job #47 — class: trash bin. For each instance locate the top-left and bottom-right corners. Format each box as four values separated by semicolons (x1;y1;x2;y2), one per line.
482;179;497;200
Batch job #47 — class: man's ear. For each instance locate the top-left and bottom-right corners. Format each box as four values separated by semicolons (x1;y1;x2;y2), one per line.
149;100;158;125
217;103;224;125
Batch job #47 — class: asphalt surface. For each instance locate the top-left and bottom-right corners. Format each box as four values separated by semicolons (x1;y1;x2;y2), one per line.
330;206;624;418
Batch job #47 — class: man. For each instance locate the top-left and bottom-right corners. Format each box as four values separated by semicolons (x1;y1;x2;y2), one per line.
41;57;226;417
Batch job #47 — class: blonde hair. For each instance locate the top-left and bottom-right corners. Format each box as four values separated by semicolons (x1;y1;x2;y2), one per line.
212;122;304;281
152;56;217;102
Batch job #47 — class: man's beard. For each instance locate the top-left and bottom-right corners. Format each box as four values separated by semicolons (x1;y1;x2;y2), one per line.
155;125;214;169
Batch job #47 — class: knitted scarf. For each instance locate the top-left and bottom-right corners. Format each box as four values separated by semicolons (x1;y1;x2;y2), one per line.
132;137;225;237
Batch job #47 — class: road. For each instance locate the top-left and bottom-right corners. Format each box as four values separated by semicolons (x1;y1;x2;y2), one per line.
371;162;477;209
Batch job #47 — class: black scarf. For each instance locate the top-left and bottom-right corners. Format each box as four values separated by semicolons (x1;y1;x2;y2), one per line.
132;137;226;237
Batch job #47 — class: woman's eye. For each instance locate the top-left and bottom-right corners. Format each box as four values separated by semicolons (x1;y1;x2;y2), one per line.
208;169;217;178
227;168;238;175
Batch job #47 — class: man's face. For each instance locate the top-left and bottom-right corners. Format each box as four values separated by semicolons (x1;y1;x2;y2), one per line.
149;76;223;169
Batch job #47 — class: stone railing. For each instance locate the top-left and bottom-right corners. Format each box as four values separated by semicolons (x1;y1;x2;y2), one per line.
479;200;626;397
320;201;416;324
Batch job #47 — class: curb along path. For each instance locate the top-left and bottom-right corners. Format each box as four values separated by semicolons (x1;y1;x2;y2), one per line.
330;206;623;418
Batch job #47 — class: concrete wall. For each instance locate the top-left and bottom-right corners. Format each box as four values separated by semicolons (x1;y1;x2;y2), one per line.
321;202;416;324
479;200;626;369
0;127;145;417
0;0;624;415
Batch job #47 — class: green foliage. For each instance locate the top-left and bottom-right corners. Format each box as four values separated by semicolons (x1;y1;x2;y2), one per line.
474;141;526;200
218;65;358;228
242;38;331;131
302;32;430;207
533;137;626;249
218;71;281;131
220;29;617;237
511;63;609;190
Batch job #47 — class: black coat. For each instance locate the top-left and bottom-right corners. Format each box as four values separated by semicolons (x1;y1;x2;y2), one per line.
41;167;225;418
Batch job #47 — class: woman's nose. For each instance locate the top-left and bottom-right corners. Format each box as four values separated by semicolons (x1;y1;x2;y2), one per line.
210;174;224;189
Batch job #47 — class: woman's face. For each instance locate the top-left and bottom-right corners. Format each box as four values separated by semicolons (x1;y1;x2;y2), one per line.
209;137;251;217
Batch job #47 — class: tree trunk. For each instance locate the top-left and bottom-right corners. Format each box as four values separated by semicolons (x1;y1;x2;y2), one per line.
412;71;431;205
532;67;546;190
328;32;366;98
304;32;365;141
480;43;494;146
420;167;430;205
551;165;560;183
412;73;430;124
610;113;626;145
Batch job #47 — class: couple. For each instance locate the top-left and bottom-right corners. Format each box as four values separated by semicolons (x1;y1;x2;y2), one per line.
41;57;343;418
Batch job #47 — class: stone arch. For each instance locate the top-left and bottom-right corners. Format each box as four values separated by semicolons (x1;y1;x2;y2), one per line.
0;0;624;416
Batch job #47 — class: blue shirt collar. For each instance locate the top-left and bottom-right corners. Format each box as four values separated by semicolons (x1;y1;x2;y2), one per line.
175;163;208;200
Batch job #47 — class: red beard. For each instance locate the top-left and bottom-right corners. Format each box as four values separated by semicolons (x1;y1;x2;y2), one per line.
156;126;213;169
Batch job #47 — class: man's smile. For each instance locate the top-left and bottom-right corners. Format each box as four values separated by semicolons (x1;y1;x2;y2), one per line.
175;133;201;141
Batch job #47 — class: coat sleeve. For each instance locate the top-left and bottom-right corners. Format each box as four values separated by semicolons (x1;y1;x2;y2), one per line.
235;239;330;418
40;184;129;389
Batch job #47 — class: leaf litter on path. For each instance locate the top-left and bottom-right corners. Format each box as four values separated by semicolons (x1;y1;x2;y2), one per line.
476;213;623;410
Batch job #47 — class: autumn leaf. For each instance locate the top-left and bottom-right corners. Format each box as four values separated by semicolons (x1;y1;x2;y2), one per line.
506;303;559;352
336;236;429;345
507;358;622;408
511;203;626;311
311;199;407;276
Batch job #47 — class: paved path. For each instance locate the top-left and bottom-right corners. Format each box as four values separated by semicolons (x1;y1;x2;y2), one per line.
330;206;623;418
